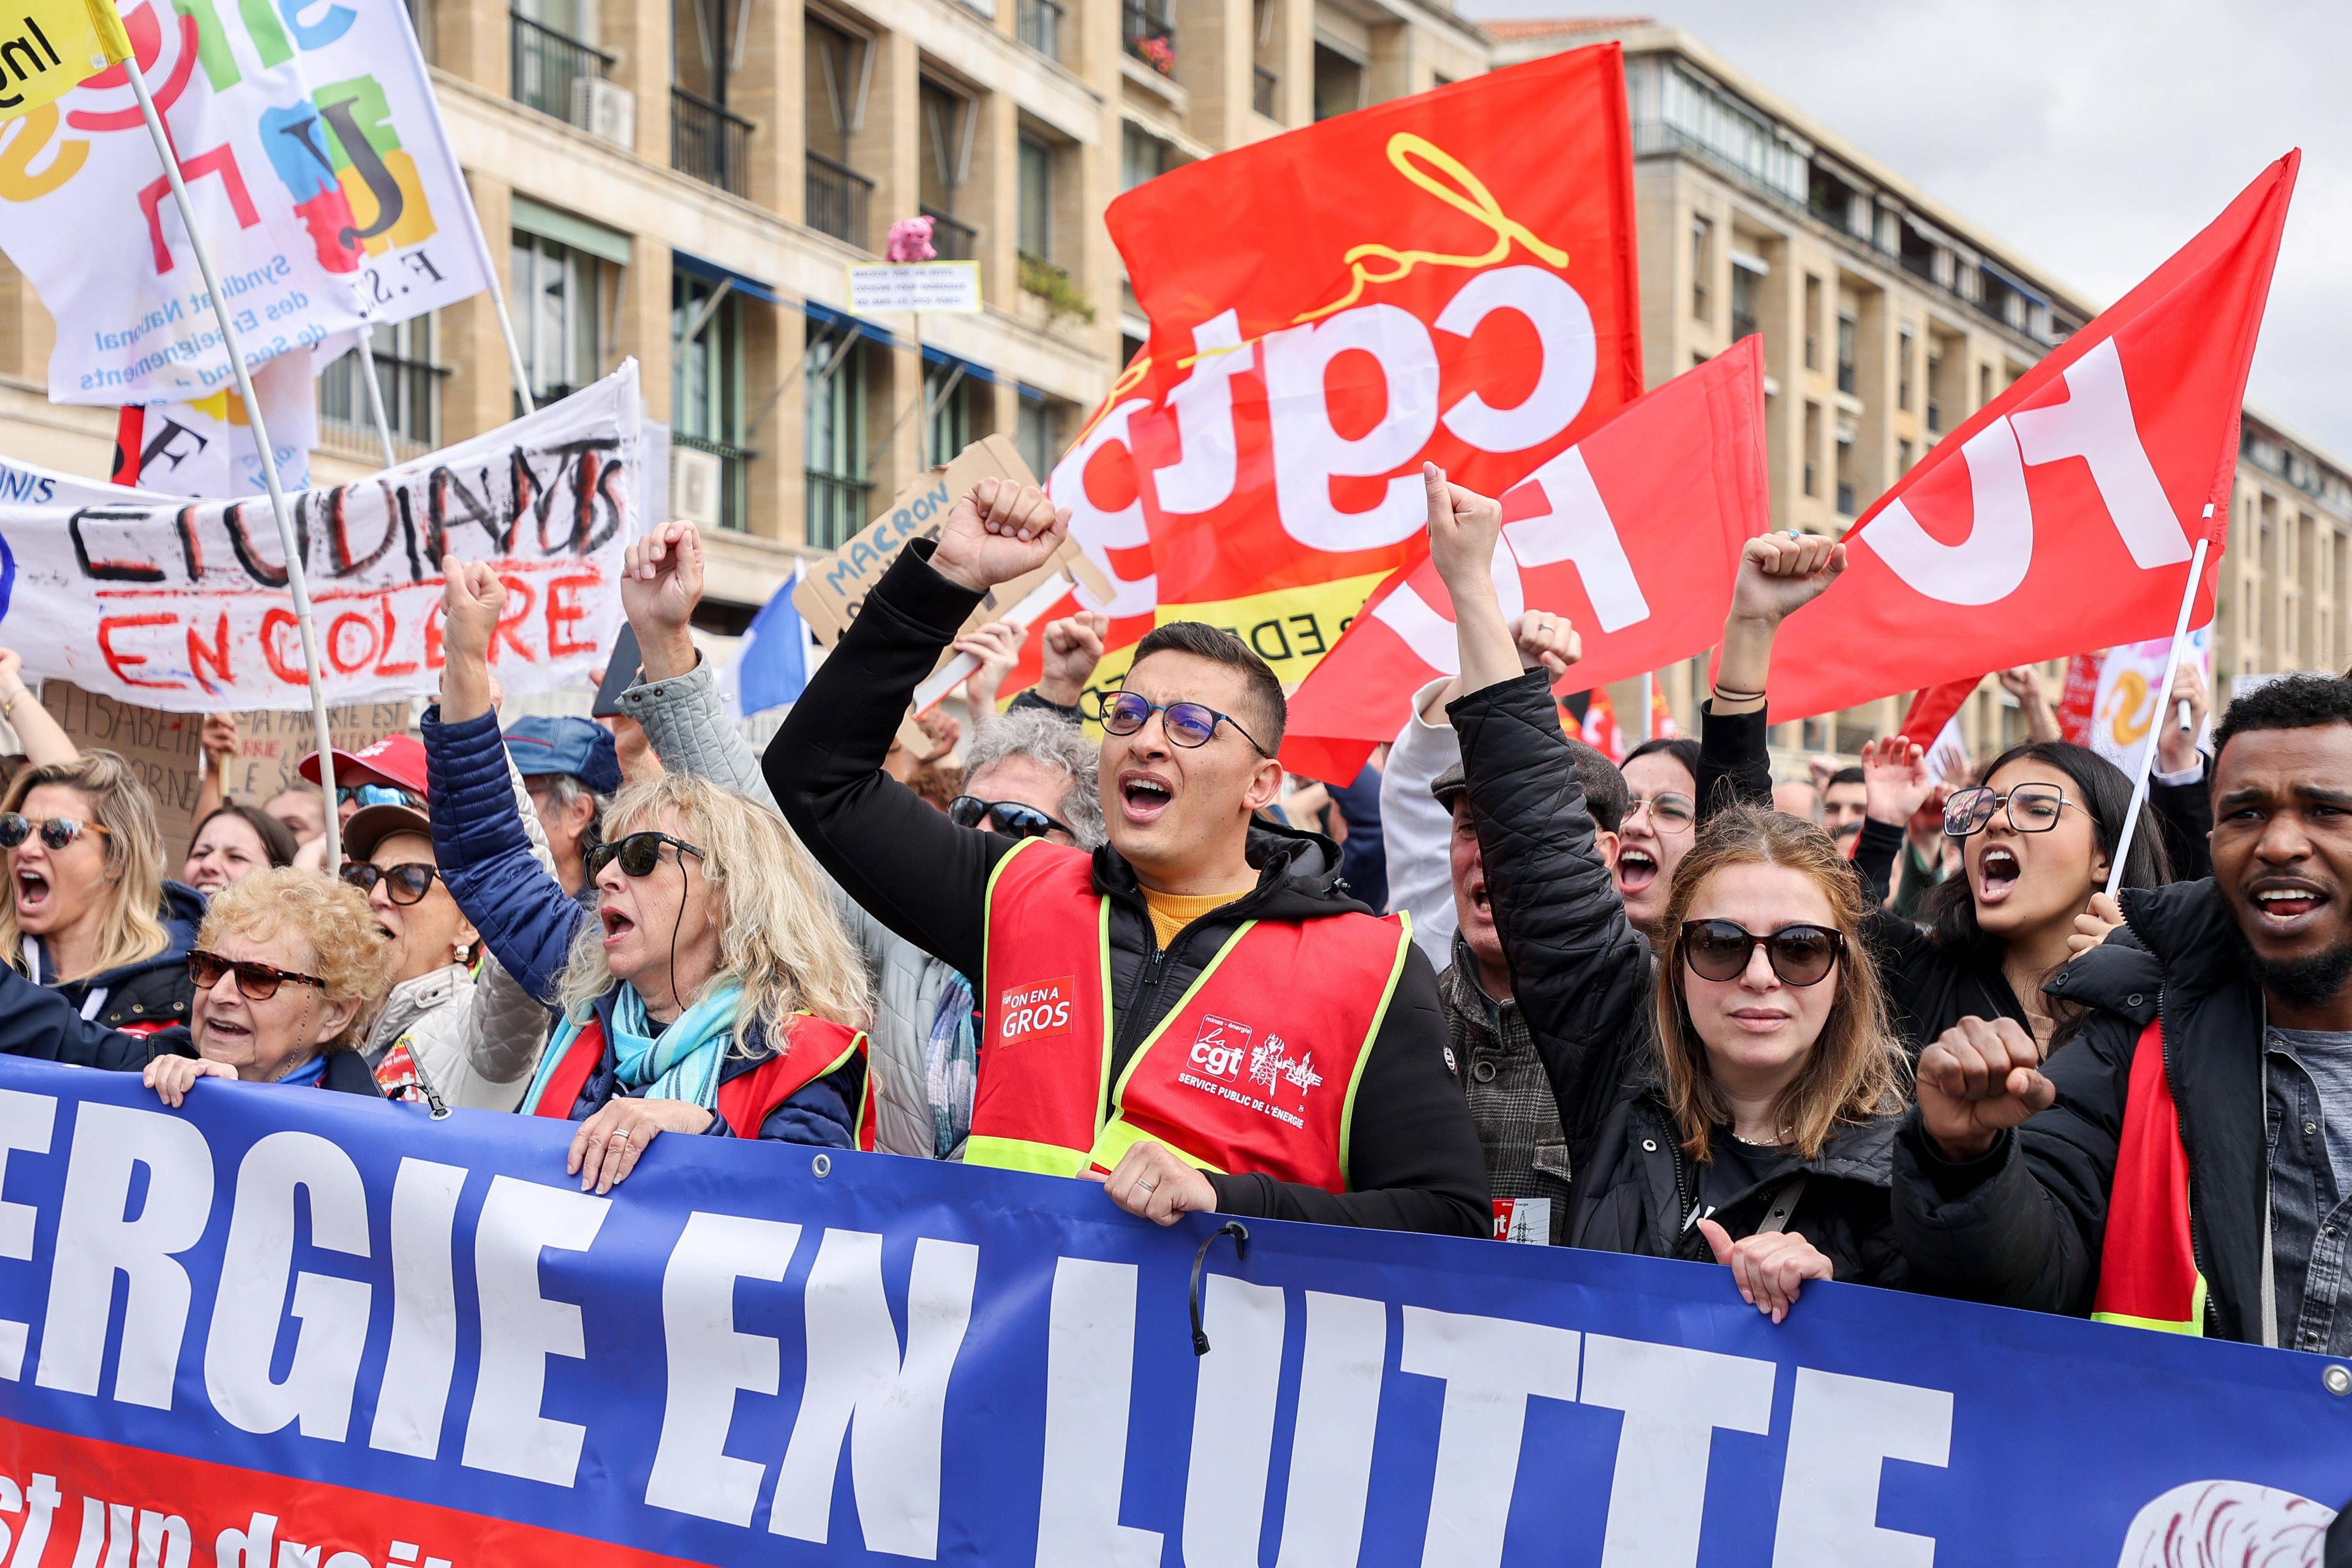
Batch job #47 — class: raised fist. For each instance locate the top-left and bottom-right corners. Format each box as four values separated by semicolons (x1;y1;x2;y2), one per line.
1917;1016;2057;1162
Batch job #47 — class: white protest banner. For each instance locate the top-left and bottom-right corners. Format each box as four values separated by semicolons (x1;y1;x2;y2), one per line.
2089;627;2214;777
0;361;641;712
0;0;383;405
114;347;317;498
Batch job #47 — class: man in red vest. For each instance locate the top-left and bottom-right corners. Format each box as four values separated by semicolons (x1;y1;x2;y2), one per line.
770;478;1488;1235
1895;674;2352;1353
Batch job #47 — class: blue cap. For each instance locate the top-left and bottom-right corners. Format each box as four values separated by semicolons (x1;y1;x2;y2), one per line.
502;716;622;796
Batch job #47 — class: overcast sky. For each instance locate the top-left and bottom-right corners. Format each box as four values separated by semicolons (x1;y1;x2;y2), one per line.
1458;0;2352;462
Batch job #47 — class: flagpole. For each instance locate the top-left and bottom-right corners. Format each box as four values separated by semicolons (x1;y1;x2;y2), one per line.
484;260;537;417
353;331;401;468
123;54;342;869
2105;527;2212;899
1640;670;1654;745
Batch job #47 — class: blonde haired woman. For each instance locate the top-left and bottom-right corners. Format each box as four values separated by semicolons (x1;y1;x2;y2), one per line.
0;869;393;1099
1430;467;1912;1321
0;752;206;1037
424;562;870;1192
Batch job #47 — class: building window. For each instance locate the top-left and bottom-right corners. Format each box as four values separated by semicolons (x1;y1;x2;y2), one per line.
805;18;874;249
1897;438;1913;474
1016;0;1061;60
1834;429;1856;516
1016;393;1063;481
672;272;749;532
1121;123;1173;191
1121;0;1173;72
1019;136;1055;262
1802;401;1820;497
1312;43;1363;121
1730;260;1758;342
1835;313;1856;396
1978;363;1993;408
919;80;978;261
510;0;610;129
321;316;444;454
1802;275;1821;371
1926;354;1944;432
805;330;869;549
513;233;601;407
1897;326;1913;412
1654;64;1806;206
924;358;977;467
1689;215;1711;322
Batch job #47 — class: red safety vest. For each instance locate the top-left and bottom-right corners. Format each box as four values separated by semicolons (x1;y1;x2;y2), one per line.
2092;1019;2207;1335
530;1010;874;1146
965;837;1413;1190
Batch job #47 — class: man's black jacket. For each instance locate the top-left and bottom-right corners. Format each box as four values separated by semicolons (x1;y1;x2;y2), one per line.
1891;877;2273;1341
767;542;1489;1236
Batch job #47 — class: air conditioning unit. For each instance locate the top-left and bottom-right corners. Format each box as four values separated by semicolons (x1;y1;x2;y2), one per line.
574;79;636;149
671;448;723;526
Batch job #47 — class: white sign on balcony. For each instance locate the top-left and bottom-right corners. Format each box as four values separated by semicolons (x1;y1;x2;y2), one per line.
846;262;984;315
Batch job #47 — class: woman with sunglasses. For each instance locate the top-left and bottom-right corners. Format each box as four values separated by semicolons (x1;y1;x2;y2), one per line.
0;753;205;1038
0;869;390;1096
427;564;872;1183
1852;737;2169;1054
337;794;556;1112
1433;470;1911;1319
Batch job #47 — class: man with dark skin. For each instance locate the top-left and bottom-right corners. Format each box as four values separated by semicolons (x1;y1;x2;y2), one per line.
1893;674;2352;1353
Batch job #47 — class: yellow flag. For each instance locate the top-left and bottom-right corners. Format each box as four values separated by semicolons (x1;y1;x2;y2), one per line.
0;0;134;124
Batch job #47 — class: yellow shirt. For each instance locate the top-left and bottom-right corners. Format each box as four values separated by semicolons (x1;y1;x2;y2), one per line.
1140;885;1253;951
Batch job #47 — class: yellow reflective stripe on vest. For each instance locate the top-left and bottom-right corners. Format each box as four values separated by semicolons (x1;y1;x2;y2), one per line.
1107;921;1257;1103
1338;911;1414;1191
2092;1272;2210;1336
1090;1116;1226;1177
963;1134;1092;1178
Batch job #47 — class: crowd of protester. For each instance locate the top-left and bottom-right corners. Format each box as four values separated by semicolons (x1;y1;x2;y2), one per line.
2;470;2349;1360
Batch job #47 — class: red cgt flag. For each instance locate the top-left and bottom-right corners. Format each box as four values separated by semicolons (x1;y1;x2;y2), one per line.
1770;154;2298;722
1039;45;1645;701
1281;337;1770;783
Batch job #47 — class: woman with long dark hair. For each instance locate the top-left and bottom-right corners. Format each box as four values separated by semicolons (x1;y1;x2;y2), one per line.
1855;736;2169;1052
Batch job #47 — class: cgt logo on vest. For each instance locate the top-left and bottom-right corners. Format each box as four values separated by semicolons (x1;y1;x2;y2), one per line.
1185;1016;1324;1129
0;15;66;112
1000;978;1075;1046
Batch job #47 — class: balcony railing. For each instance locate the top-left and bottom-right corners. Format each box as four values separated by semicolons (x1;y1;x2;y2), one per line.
320;342;447;454
1017;0;1063;59
510;12;612;127
677;432;754;532
1730;310;1758;343
921;206;978;262
806;151;874;250
1121;0;1174;70
672;87;753;197
1253;65;1278;117
806;470;875;550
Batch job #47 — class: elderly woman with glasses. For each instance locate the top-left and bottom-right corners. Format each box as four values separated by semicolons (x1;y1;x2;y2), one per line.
424;564;872;1189
0;869;391;1097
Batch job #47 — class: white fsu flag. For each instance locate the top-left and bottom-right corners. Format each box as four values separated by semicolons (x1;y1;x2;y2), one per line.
0;364;641;711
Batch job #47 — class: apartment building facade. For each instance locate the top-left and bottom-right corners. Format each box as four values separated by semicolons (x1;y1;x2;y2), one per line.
0;7;2340;734
0;0;1483;631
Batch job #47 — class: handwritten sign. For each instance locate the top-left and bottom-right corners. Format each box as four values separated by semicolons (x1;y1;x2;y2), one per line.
0;366;639;713
846;262;984;315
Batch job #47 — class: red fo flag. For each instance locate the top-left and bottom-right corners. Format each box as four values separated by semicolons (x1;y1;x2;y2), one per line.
1038;45;1644;700
1769;154;2297;722
1282;338;1769;783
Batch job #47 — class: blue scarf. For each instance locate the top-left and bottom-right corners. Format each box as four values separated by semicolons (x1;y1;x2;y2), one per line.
525;980;745;1114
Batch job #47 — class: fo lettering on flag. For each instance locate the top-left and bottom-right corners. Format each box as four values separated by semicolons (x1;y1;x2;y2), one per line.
1282;338;1770;784
1007;44;1645;700
1771;153;2299;721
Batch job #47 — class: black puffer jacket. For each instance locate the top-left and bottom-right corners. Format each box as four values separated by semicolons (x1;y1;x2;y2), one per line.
1890;878;2274;1341
769;541;1488;1236
1454;671;1910;1286
28;881;204;1035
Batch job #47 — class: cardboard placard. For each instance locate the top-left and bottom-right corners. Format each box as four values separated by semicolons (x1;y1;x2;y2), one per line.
34;685;414;873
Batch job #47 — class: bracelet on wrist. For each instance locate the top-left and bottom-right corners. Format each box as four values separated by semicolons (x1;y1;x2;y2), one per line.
1710;684;1765;704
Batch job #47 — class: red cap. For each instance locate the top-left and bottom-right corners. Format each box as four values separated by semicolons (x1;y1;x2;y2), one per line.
298;733;429;800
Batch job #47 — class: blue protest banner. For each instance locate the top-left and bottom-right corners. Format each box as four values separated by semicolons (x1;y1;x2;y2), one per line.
0;1054;2345;1568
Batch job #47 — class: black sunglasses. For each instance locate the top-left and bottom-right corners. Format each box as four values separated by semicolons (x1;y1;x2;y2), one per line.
341;862;442;905
948;796;1074;841
1680;919;1845;987
189;948;325;1001
1096;690;1272;756
0;814;111;851
586;830;705;881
